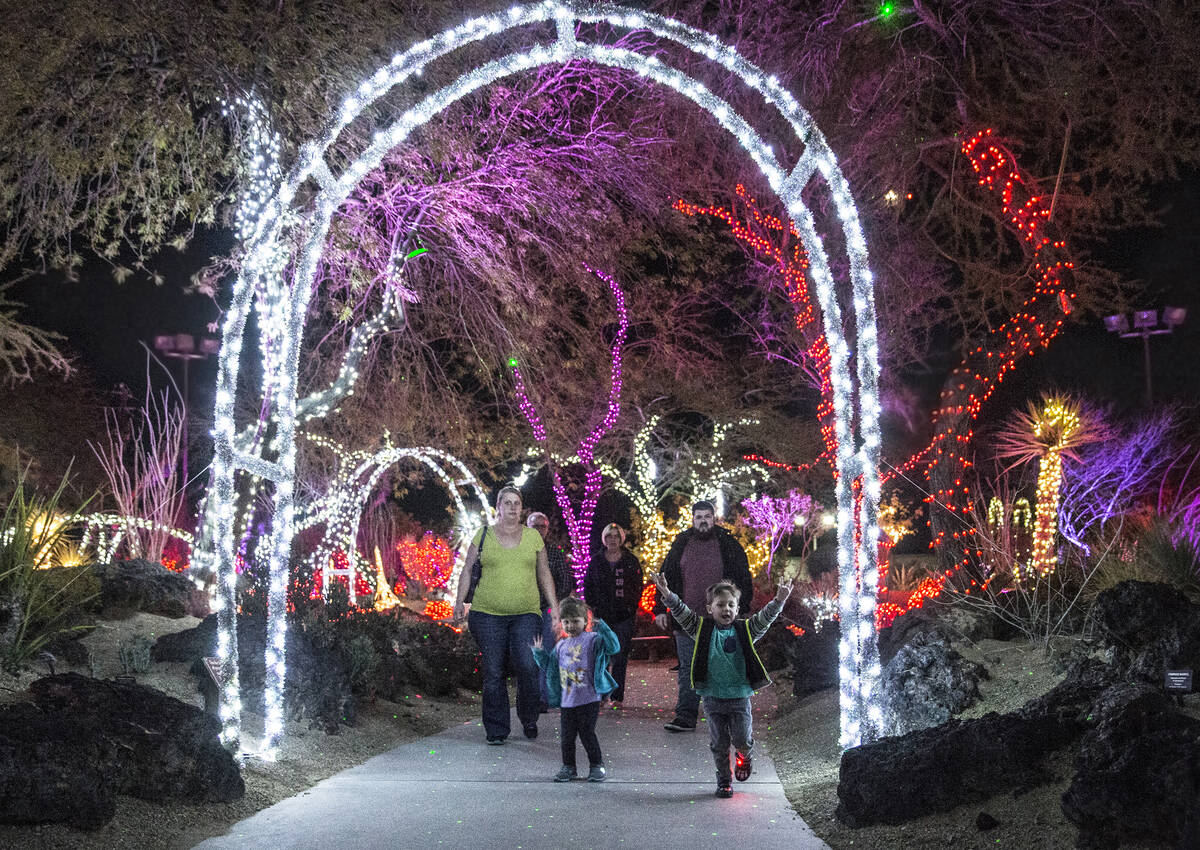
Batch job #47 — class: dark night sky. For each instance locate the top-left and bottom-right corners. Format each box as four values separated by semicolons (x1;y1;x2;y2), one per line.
10;178;1199;462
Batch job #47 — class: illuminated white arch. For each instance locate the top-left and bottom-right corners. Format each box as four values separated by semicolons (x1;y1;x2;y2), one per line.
199;0;882;755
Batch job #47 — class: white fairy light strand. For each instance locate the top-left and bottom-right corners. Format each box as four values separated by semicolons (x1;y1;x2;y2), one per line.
199;0;881;754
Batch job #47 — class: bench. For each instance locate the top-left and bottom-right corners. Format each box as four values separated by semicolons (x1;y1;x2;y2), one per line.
629;635;675;662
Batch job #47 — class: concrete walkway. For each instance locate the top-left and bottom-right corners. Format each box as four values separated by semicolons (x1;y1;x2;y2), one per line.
193;660;829;850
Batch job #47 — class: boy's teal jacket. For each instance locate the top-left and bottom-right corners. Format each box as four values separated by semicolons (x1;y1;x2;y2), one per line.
532;618;620;708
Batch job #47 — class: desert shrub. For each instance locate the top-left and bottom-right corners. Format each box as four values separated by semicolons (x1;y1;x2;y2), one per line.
1090;521;1200;600
297;598;480;702
0;469;96;673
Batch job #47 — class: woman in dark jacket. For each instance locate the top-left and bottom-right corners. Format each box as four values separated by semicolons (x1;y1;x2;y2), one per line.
583;523;642;708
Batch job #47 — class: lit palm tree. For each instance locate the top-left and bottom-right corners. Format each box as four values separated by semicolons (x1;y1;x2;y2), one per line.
994;396;1107;578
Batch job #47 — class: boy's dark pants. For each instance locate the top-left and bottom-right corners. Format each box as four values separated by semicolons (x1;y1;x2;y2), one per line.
561;701;603;768
702;696;753;783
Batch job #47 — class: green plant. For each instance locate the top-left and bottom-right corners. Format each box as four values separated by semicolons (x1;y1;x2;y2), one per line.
118;634;153;674
1091;521;1200;599
342;633;380;694
0;466;96;673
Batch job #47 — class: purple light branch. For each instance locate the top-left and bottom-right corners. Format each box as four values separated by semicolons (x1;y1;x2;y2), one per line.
511;265;629;591
1058;410;1176;554
741;489;818;576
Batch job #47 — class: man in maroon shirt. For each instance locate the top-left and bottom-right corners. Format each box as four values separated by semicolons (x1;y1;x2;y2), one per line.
652;500;752;732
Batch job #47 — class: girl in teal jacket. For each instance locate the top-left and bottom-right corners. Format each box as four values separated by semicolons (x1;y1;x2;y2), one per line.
532;597;620;782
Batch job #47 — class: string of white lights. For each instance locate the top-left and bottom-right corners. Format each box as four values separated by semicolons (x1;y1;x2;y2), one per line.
200;0;881;754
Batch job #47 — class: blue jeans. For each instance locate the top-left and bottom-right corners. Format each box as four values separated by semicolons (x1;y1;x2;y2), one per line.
703;696;753;784
673;631;700;723
468;610;542;739
607;617;635;702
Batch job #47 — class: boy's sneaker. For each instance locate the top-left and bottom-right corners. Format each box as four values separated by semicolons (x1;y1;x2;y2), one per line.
663;717;695;732
715;784;733;798
554;766;577;782
735;751;752;781
587;764;607;782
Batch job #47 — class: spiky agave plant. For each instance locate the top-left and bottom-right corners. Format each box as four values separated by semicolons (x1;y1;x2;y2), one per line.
993;396;1107;578
0;467;95;672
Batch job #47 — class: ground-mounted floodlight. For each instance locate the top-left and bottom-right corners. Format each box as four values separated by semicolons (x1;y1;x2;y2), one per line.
1103;308;1187;405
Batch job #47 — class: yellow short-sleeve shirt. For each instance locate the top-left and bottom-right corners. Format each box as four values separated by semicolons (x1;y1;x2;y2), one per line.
469;526;545;616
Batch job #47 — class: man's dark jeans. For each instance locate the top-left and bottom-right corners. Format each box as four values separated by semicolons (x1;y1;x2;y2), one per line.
672;630;701;724
468;610;542;739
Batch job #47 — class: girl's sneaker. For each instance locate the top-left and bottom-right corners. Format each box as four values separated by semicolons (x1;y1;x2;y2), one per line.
554;766;577;782
735;751;752;781
587;764;607;782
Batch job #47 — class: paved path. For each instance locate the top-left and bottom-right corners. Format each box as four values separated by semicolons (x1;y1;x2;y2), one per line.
193;660;829;850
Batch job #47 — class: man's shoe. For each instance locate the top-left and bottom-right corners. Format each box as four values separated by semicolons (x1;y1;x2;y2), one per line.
664;717;696;732
554;766;577;782
587;764;607;782
523;723;538;740
735;751;752;781
486;736;506;745
715;784;733;798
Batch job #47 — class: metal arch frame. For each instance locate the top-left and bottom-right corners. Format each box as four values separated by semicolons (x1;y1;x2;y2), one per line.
200;0;882;754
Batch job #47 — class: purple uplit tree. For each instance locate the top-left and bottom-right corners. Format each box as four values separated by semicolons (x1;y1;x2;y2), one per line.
740;489;821;577
511;265;629;591
1158;451;1200;551
1057;410;1176;555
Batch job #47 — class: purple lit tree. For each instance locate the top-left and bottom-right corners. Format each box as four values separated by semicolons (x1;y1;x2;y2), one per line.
740;489;822;577
511;265;629;590
1058;410;1177;556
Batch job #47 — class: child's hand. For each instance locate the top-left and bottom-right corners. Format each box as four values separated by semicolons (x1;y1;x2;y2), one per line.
649;571;670;595
775;575;797;602
531;635;543;652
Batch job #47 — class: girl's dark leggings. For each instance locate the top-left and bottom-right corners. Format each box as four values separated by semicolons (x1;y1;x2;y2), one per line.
560;700;602;768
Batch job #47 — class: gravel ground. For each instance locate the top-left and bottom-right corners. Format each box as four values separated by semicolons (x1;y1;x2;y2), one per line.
0;613;480;850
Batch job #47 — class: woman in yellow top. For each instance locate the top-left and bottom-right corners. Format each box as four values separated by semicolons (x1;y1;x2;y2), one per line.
453;485;560;744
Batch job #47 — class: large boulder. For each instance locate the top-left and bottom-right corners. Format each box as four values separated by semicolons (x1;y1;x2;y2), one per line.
879;627;988;736
0;673;243;829
1092;580;1200;684
91;559;207;618
1061;682;1200;850
836;658;1118;827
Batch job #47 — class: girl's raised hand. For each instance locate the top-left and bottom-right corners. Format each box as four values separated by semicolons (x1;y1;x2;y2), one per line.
531;635;543;651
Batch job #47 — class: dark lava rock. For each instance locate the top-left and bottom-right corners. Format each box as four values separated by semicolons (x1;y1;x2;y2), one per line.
91;559;207;618
879;628;988;736
0;673;242;829
1061;682;1200;850
976;811;999;831
836;658;1118;827
1092;580;1200;686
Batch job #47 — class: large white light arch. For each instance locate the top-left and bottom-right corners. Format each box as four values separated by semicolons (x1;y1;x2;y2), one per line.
199;0;882;755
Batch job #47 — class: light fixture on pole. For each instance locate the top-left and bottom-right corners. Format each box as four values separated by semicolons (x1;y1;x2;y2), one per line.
1103;307;1187;405
153;333;220;492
